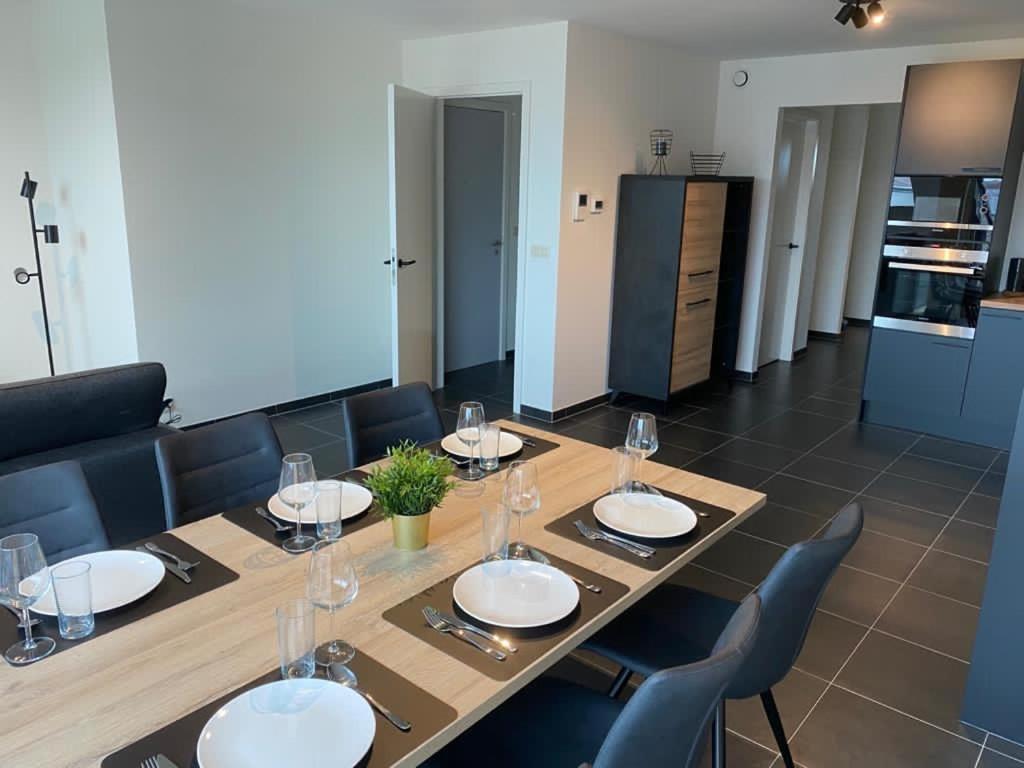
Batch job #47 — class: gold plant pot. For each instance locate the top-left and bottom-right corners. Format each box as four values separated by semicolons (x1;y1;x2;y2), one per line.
392;512;431;550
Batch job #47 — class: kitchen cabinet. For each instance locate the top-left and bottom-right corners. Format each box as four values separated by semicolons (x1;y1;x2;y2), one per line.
863;327;972;414
895;59;1024;177
962;308;1024;447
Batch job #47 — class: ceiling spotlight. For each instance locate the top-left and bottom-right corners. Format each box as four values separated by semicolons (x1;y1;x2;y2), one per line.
851;4;869;28
867;1;886;24
834;3;855;25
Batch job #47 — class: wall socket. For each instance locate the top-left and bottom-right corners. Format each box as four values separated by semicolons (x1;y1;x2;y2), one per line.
572;190;589;222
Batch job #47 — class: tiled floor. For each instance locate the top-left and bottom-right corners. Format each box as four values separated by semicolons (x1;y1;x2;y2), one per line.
271;331;1020;767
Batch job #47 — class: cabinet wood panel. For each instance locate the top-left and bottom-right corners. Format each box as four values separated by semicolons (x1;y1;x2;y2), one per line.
671;283;717;391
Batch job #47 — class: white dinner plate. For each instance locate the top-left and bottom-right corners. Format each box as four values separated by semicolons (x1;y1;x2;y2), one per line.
593;492;699;539
196;678;375;768
269;481;373;524
452;560;579;629
31;550;165;616
441;431;523;459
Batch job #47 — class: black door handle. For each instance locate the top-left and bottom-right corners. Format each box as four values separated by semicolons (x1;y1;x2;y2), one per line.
384;259;418;268
787;242;800;250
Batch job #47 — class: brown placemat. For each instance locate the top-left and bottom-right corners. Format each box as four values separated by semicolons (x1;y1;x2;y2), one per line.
425;428;560;471
382;548;628;681
221;470;383;547
101;648;457;768
544;487;735;572
0;532;238;666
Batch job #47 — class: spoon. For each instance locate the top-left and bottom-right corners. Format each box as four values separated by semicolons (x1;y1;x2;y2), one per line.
328;664;412;731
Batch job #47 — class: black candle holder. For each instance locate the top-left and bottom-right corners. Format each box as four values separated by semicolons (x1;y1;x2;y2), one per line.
13;171;60;376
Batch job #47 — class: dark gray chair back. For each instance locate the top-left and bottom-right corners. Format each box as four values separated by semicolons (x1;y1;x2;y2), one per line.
0;461;109;561
593;593;761;768
341;382;444;467
729;502;863;698
155;413;283;529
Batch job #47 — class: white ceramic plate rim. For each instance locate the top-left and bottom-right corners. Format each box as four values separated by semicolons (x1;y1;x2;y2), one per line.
441;432;523;459
31;550;165;616
452;560;580;629
196;678;375;768
592;492;699;539
269;481;373;524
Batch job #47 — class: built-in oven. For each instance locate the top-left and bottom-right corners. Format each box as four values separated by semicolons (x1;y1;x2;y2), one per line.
886;175;999;251
873;245;987;339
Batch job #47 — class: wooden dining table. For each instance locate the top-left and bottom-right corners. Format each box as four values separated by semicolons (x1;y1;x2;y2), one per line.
0;420;766;768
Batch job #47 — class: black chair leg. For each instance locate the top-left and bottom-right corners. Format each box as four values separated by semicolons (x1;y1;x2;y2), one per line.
607;666;633;698
760;689;795;768
711;701;726;768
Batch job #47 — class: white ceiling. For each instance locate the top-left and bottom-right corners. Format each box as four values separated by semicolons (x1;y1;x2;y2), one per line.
272;0;1024;59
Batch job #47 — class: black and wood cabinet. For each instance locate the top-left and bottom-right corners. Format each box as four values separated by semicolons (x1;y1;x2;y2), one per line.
608;175;753;402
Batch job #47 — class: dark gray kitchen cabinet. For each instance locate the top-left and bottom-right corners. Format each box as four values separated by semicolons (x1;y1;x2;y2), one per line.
962;308;1024;446
863;328;973;414
895;59;1024;176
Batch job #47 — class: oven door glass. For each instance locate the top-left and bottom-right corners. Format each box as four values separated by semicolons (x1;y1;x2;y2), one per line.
889;176;1000;226
875;260;984;329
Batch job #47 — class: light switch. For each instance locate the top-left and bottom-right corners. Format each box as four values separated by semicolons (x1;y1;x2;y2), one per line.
530;245;550;259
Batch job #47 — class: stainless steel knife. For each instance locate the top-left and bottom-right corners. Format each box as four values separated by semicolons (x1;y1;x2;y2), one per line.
138;547;191;584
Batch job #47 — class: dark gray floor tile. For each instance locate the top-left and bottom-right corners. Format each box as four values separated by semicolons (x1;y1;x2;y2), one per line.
956;494;1001;528
579;406;674;434
440;409;459;433
658;422;734;452
783;455;879;493
614;393;710;421
980;749;1024;768
508;413;561;433
684;456;774;489
815;423;920;470
789;686;981;768
842;530;927;581
819;565;901;625
667;564;753;601
795;610;868;679
560;423;623;449
815;384;863;404
908;436;1000;470
758;475;855;519
278;402;343;423
864;473;967;516
889;454;984;492
726;669;827;753
272;418;338;453
858;496;947;546
837;630;973;737
307;440;351;477
792;396;860;420
984;736;1024;764
697;731;779;768
743;410;849;452
306;413;347;438
694;532;787;586
977;470;1007;499
738;503;827;547
708;438;803;471
876;586;979;662
993;452;1010;474
934;520;995;563
650;443;704;469
681;400;785;435
908;550;989;607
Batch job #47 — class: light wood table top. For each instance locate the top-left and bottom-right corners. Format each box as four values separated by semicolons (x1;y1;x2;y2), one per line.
981;292;1024;312
0;420;765;768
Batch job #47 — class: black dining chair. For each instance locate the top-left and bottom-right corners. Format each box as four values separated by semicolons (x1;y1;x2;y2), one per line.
0;461;109;561
585;502;863;768
341;382;445;467
154;413;283;529
427;592;761;768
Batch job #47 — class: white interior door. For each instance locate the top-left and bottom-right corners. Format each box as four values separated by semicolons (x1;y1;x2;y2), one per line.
387;84;436;387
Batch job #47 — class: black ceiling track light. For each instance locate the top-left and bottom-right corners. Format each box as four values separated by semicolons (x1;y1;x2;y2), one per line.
835;0;885;29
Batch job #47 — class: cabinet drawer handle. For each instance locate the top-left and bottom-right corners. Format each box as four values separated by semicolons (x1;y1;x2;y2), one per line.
686;298;712;309
931;341;969;349
687;269;715;278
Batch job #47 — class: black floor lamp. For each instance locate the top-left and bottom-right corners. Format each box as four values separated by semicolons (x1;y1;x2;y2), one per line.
13;171;60;376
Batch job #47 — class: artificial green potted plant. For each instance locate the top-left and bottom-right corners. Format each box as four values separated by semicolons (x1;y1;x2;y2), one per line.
364;441;457;550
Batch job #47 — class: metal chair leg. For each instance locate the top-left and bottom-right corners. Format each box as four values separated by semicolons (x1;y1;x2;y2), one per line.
607;666;633;698
711;700;726;768
760;689;795;768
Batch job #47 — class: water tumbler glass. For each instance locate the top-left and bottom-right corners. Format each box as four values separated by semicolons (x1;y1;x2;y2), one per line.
610;446;639;496
316;479;344;541
479;423;501;472
481;503;510;563
276;598;316;679
52;560;94;640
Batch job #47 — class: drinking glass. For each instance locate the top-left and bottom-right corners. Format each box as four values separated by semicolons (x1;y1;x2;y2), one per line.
503;461;540;559
275;598;316;679
625;413;659;493
481;504;510;563
610;446;640;495
52;560;94;640
315;479;344;541
0;533;55;665
456;402;486;481
278;453;318;554
478;423;501;472
306;539;359;667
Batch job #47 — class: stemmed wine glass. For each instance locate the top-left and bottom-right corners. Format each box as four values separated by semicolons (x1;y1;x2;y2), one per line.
503;461;541;559
307;540;359;675
625;413;659;494
0;533;55;665
279;453;318;554
456;402;486;481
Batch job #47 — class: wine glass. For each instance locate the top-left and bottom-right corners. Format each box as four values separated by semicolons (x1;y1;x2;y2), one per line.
503;461;540;559
625;413;659;493
0;533;55;665
456;402;486;481
306;540;359;673
279;453;318;554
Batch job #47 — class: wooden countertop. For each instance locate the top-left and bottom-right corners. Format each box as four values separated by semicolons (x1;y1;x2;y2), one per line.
982;293;1024;312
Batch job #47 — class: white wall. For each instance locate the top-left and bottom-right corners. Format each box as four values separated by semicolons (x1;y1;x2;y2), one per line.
105;0;400;424
846;103;901;320
810;104;870;335
715;37;1024;374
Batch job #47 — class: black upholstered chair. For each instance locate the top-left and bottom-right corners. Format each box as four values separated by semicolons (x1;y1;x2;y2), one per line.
154;413;283;529
427;593;761;768
0;461;109;561
341;382;445;467
585;503;863;768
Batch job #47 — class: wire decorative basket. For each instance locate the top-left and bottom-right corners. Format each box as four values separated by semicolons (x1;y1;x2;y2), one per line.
648;130;673;175
690;151;727;176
